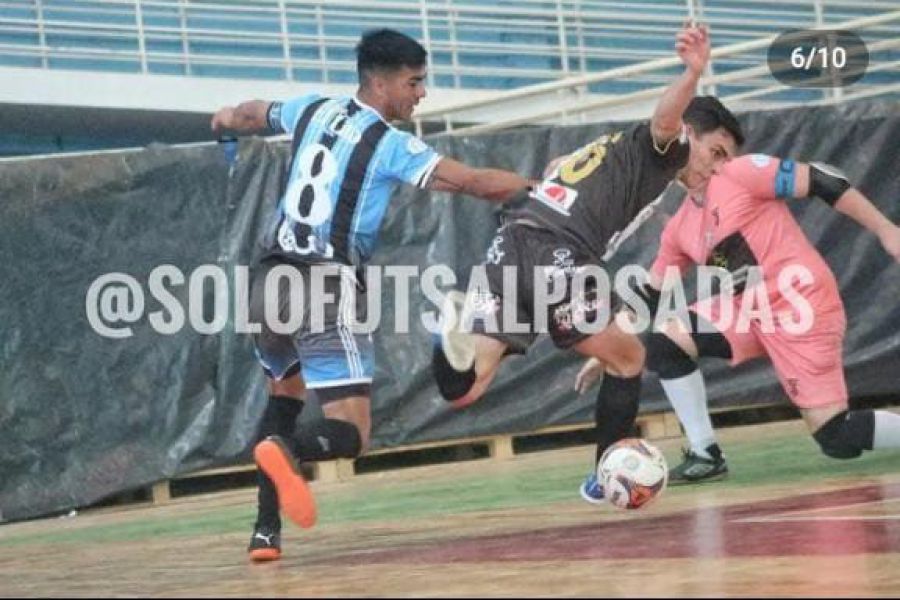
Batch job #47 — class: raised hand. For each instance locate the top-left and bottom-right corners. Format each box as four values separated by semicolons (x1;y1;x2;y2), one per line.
676;21;710;76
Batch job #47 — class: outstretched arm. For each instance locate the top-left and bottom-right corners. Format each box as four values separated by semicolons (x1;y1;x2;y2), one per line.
650;22;710;147
834;190;900;261
428;157;534;203
211;100;272;135
794;162;900;261
723;155;900;262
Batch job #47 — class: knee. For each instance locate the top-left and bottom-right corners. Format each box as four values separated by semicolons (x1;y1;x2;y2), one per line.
645;332;696;380
257;394;304;441
603;336;646;378
344;418;370;455
812;410;874;459
268;375;305;399
331;418;367;458
355;426;371;455
318;391;370;457
295;417;366;460
620;345;646;378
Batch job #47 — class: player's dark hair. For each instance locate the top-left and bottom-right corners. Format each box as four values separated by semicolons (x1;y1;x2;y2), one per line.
683;96;745;146
356;28;427;84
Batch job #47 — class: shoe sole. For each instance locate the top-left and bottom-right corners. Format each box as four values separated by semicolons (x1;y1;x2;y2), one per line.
254;438;317;529
441;291;476;372
667;470;729;486
249;548;281;562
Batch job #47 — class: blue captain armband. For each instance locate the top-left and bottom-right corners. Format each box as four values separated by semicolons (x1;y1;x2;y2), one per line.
774;159;796;198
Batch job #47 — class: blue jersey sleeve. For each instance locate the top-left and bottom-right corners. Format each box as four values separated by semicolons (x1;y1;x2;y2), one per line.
377;129;443;189
267;93;323;134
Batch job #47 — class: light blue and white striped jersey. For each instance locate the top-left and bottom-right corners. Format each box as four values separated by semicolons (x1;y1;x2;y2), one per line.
262;93;442;267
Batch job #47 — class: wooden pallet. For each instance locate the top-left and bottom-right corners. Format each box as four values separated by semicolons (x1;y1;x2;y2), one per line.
149;410;683;505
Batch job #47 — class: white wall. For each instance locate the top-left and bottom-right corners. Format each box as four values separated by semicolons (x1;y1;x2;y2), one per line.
0;65;657;124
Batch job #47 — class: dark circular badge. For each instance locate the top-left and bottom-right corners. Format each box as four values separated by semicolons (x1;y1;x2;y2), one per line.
767;29;869;88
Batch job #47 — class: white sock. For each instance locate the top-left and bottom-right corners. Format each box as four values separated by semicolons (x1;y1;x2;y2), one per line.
872;410;900;449
661;369;717;458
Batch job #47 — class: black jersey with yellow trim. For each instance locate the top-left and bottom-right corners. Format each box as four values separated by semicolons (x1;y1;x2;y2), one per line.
507;122;689;263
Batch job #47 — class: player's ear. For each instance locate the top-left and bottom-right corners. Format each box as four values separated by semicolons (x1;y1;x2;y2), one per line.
366;71;387;97
683;123;696;141
374;76;387;96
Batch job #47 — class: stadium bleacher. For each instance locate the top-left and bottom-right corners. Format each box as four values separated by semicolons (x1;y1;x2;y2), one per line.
0;0;897;154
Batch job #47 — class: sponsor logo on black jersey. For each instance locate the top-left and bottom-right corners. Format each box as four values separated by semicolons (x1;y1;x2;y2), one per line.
532;180;578;215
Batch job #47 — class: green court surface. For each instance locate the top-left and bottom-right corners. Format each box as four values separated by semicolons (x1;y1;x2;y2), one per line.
1;417;897;548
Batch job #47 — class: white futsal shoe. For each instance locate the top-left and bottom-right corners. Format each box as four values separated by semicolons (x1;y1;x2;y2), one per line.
440;290;476;372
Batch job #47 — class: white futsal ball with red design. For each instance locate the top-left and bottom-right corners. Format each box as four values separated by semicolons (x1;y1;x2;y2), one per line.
598;438;668;510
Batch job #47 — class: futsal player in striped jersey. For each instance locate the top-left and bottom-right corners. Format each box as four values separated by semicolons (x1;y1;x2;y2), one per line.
212;28;532;561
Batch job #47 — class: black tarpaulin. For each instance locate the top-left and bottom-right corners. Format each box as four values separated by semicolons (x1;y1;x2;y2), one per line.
1;100;898;522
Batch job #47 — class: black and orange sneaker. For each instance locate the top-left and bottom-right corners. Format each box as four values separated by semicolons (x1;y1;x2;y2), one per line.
247;524;281;562
254;436;317;529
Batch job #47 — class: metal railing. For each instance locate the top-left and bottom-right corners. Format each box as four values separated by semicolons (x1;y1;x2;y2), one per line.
1;0;895;89
0;0;897;141
414;8;900;135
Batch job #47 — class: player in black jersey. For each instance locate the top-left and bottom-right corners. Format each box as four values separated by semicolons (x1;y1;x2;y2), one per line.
431;23;744;503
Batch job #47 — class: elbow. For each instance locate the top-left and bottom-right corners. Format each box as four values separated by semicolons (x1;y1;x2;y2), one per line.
651;120;681;143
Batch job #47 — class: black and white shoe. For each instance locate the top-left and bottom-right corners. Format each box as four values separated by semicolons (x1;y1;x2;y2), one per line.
668;444;729;485
440;290;476;371
247;524;281;562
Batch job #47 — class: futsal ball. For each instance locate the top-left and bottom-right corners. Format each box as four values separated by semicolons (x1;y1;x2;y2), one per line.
598;438;668;510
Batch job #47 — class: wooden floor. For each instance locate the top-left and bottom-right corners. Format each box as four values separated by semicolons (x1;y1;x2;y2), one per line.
1;419;899;597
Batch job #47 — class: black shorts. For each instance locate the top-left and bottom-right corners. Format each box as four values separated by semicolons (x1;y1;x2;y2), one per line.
469;221;615;353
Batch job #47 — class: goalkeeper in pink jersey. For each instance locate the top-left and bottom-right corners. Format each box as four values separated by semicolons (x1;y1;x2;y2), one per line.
576;153;900;488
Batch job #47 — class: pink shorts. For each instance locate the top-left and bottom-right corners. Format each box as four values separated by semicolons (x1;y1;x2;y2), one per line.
692;297;848;410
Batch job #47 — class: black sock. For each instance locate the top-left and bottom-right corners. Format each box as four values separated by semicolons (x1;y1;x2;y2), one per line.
291;418;363;461
594;374;642;466
255;395;304;529
432;343;476;401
